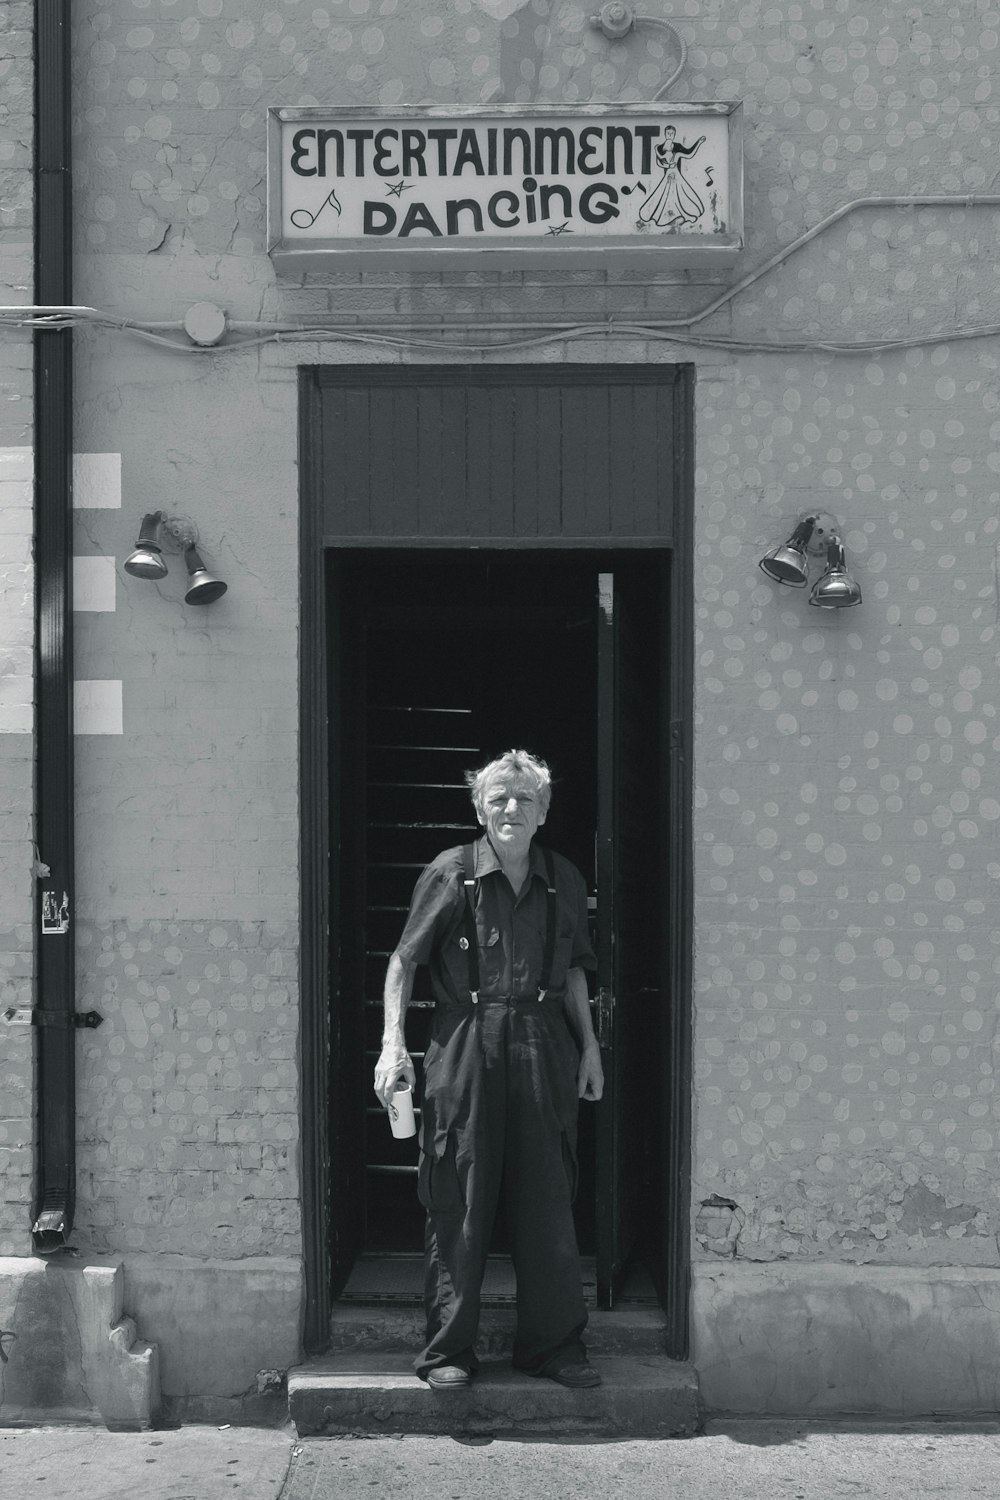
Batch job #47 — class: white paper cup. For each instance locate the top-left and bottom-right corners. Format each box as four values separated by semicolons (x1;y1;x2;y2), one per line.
387;1079;416;1139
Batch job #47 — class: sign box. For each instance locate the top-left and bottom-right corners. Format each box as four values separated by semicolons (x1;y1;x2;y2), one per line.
267;103;743;273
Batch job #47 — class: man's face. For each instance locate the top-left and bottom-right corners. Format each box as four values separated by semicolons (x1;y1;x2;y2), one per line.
478;774;546;858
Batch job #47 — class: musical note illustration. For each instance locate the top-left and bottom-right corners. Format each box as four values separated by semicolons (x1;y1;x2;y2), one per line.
290;188;343;230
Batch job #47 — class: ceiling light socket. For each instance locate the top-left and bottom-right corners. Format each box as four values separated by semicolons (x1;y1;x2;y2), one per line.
591;3;635;40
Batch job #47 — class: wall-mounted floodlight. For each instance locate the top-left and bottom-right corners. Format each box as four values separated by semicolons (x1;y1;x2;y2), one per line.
123;511;168;580
759;514;818;586
809;533;863;609
183;545;228;605
759;511;861;609
123;513;228;604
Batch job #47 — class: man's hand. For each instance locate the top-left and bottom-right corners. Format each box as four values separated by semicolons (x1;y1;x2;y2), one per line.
577;1038;604;1102
374;1041;415;1109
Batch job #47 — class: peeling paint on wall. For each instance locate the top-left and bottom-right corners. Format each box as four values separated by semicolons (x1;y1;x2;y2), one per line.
696;1195;746;1257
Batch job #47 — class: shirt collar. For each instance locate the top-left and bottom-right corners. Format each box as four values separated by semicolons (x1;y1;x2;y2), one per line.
475;833;547;882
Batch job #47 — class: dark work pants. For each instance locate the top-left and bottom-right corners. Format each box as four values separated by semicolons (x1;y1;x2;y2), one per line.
415;996;588;1381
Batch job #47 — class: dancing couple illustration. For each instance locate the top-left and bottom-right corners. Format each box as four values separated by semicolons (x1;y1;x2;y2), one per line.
638;126;706;229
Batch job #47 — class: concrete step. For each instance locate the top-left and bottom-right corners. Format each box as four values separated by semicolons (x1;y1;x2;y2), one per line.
329;1302;670;1358
0;1255;159;1429
288;1352;700;1438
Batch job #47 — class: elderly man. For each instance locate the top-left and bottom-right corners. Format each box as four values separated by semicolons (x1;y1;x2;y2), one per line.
374;749;604;1391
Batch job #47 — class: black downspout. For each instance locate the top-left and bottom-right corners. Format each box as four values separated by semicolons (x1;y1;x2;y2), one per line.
32;0;76;1253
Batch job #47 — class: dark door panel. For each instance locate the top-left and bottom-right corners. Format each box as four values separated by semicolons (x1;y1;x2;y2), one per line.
594;567;663;1307
317;367;679;545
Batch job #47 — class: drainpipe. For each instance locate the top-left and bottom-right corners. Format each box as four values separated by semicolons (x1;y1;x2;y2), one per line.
32;0;76;1253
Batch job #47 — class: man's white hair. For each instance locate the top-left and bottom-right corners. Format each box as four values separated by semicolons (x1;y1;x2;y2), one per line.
465;749;553;817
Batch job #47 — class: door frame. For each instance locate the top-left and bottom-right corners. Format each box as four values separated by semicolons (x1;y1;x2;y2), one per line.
298;364;694;1359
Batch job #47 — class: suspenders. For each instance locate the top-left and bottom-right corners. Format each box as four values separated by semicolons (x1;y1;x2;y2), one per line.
461;843;558;1005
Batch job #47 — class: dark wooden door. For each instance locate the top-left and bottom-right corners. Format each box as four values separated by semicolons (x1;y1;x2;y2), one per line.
594;569;661;1307
326;553;366;1296
316;368;680;546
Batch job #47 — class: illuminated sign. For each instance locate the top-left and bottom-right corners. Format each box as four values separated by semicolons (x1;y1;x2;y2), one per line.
267;103;743;271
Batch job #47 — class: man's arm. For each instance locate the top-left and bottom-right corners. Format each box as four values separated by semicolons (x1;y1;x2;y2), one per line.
373;950;418;1107
563;966;604;1102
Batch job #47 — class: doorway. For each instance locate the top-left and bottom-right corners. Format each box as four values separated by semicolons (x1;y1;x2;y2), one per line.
299;364;694;1357
327;548;671;1307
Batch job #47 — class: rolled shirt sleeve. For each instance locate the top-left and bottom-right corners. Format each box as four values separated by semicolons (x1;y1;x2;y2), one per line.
393;851;464;969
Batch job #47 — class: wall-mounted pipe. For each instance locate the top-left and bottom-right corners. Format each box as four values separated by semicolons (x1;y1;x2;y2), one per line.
32;0;77;1253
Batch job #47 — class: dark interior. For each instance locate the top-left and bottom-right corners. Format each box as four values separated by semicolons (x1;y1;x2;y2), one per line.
329;549;664;1288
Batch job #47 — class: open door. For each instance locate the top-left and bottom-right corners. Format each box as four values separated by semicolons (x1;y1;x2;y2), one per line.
594;568;662;1307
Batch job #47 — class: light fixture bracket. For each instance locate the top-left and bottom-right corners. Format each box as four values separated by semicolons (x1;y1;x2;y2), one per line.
158;514;199;553
802;511;841;557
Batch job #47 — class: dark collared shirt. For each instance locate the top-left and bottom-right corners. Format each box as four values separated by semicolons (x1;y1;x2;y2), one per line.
395;835;596;1005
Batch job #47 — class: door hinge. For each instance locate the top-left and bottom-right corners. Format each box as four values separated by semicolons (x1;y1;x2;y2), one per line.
668;720;684;751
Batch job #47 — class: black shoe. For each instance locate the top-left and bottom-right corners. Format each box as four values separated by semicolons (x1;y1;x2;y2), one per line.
540;1361;602;1389
426;1364;473;1390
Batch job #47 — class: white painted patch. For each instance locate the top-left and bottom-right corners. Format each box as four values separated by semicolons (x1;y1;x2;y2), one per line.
73;555;117;612
72;453;121;509
0;448;34;732
0;675;32;734
0;478;33;517
74;679;123;735
0;445;33;515
0;446;33;484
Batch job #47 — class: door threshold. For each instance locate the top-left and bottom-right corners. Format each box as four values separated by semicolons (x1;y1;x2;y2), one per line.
339;1253;550;1306
338;1253;660;1307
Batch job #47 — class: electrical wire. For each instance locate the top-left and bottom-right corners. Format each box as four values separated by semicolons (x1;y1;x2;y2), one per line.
3;193;1000;358
645;18;687;101
6;306;1000;358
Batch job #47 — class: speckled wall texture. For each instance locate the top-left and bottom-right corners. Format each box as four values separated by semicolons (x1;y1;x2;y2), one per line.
75;919;299;1256
61;0;1000;1281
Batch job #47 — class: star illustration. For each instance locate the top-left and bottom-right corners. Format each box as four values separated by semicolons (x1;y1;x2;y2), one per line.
546;222;573;236
386;180;411;198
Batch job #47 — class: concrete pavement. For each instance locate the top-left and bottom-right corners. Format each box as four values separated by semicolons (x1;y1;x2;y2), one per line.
4;1419;1000;1499
0;1423;296;1500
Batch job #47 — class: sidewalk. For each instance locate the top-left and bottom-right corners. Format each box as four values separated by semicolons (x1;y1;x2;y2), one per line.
3;1419;1000;1499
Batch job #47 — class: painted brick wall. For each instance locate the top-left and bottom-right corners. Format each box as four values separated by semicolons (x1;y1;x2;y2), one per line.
65;0;1000;1275
0;0;34;1257
70;343;300;1256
